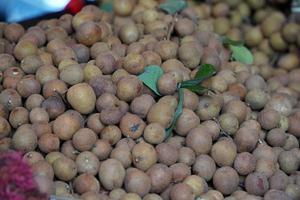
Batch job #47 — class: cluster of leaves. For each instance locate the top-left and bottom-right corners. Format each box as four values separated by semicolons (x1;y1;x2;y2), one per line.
138;64;216;139
99;0;253;137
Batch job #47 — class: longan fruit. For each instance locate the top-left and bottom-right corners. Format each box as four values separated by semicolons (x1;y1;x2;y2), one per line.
0;54;16;72
38;133;60;153
120;113;146;139
213;166;239;195
178;42;202;69
182;89;199;111
53;112;82;141
213;17;230;35
95;52;116;75
116;137;136;151
117;75;143;102
59;64;84;85
234;127;259;152
264;189;292;200
170;163;191;183
13;40;38;61
211;138;237;166
142;123;165;145
31;122;51;139
110;145;132;168
9;106;29;128
278;53;299;71
42;96;66;120
170;183;195;200
16;76;41;98
245;89;269;110
252;143;277;162
154;40;178;61
130;94;155;119
146;164;172;193
175;108;200;136
193;154;216;181
282;23;300;43
89;75;116;98
186;126;212;155
178;147;195;166
278;150;299;175
223;99;247;123
269;170;289;190
76;151;100;175
119;23;139;44
85;113;104;135
53;157;77;181
45;151;64;165
245;27;263;47
113;0;135;16
285;184;300;200
175;18;195;37
288;115;300;137
12;124;37;152
257;109;280;130
183;175;208;197
76;21;102;46
156;142;179;167
142;50;161;66
123;53;145;75
57;59;77;71
219;113;239;135
109;188;126;200
67;83;96;114
73;173;100;194
234;152;256;176
90;42;110;59
255;158;277;178
266;128;287;147
132;141;157;171
245;172;269;196
98;159;126;190
100;125;122;145
196;95;223;121
20;54;43;74
72;128;97;151
29;107;49;124
35;65;58;86
4;23;24;42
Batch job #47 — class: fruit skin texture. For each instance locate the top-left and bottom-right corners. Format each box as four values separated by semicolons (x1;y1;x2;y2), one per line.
67;83;96;114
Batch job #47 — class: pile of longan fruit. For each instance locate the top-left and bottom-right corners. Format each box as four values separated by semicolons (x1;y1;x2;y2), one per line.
0;0;299;199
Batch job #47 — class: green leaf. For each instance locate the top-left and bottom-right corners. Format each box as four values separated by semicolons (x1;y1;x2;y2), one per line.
221;36;244;46
230;45;254;65
180;64;216;88
138;65;164;96
165;88;184;139
100;1;113;12
159;0;187;14
194;64;217;80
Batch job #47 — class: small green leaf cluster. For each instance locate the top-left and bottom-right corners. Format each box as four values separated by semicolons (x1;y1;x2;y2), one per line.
138;64;216;139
